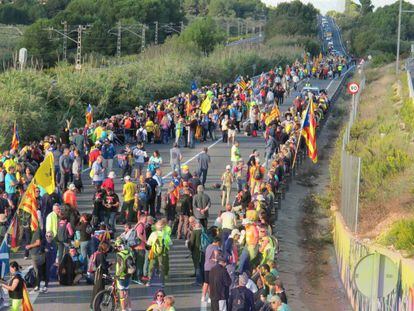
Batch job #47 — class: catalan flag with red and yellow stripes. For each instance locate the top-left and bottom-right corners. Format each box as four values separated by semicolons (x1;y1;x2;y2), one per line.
22;283;34;311
301;100;318;163
20;183;39;232
238;78;248;90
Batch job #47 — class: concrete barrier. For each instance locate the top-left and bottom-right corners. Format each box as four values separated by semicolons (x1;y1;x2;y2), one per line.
333;211;414;310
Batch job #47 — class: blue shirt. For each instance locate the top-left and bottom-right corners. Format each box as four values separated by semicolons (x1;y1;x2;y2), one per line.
5;173;17;194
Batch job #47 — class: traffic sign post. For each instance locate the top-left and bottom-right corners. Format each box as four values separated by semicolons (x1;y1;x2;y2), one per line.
347;82;360;112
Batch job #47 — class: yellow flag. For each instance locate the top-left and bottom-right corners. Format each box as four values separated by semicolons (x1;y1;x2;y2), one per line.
200;97;212;114
265;106;281;126
33;153;55;194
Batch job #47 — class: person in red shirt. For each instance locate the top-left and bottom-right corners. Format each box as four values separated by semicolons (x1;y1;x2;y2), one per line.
101;171;116;192
156;107;166;123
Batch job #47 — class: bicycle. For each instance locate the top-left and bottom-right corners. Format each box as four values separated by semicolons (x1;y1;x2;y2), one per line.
92;274;119;311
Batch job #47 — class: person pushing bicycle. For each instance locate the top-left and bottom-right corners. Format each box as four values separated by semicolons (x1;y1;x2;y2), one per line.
115;238;136;311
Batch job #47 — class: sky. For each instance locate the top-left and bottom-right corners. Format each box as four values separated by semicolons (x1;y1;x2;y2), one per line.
261;0;414;14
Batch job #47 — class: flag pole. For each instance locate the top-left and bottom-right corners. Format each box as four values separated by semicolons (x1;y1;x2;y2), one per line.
291;100;311;170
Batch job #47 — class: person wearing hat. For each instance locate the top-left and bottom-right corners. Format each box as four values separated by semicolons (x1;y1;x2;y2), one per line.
1;261;25;311
228;272;255;311
208;255;231;311
63;183;78;209
102;171;116;192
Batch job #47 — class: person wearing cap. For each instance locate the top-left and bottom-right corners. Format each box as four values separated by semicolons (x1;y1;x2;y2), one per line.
223;228;240;265
1;261;25;311
88;141;101;167
228;273;255;311
208;255;231;311
220;165;233;208
102;171;116;192
63;183;78;209
120;176;136;224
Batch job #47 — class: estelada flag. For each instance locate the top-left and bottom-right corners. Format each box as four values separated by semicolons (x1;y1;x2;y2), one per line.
22;283;34;311
265;106;281;126
20;183;39;232
200;97;211;114
301;100;318;163
33;153;55;194
11;122;19;151
85;104;93;126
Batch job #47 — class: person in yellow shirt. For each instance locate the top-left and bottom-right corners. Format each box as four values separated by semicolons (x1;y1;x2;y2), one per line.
145;119;155;143
120;176;136;223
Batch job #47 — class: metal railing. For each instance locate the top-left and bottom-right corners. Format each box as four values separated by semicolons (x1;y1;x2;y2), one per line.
340;71;365;233
406;58;414;100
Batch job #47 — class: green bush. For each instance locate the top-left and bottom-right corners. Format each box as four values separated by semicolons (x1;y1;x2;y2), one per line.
379;219;414;255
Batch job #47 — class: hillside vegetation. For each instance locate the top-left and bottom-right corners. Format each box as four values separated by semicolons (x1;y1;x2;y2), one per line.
332;64;414;254
331;0;414;65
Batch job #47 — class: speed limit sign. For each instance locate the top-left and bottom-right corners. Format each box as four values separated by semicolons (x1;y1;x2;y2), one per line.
347;82;360;95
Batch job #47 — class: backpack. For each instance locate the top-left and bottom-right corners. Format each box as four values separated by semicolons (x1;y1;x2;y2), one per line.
119;251;136;276
24;268;36;288
138;189;148;203
87;251;101;273
254;167;263;180
117;154;128;169
124;226;141;248
57;220;68;243
232;287;247;311
200;228;212;253
152;236;166;256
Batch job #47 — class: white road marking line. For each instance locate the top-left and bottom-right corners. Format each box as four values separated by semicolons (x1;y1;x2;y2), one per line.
162;138;223;179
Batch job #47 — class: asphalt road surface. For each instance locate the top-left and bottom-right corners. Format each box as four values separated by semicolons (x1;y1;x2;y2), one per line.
6;17;350;311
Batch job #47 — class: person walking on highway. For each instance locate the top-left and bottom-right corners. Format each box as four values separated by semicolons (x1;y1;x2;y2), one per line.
209;255;231;311
170;143;183;176
221;165;233;208
114;238;133;311
59;147;72;191
193;185;211;229
197;147;210;187
101;139;116;175
133;142;148;180
230;141;241;169
91;155;105;189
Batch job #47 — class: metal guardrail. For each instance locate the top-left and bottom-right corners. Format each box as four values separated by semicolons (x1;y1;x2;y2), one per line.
406;58;414;99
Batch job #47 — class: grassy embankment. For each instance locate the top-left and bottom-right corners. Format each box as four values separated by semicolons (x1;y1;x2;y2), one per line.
329;63;414;256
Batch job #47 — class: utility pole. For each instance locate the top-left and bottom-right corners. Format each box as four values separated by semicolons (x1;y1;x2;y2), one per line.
238;20;241;37
396;0;414;75
116;21;122;58
154;21;158;45
226;21;230;38
141;24;146;52
61;21;67;61
75;25;86;70
396;0;403;75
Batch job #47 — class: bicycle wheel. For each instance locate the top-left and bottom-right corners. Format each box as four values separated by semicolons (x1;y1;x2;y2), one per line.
93;289;116;311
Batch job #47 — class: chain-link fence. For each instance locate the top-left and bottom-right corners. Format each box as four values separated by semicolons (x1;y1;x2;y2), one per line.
340;75;365;232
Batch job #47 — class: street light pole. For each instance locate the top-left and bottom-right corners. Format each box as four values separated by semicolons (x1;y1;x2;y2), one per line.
396;0;403;75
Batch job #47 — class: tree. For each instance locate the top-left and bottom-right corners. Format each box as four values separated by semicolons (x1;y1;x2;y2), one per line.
180;17;225;54
360;0;374;16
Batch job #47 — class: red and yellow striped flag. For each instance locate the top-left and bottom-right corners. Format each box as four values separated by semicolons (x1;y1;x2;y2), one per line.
238;79;248;90
265;106;281;126
22;283;34;311
20;183;39;232
301;100;318;163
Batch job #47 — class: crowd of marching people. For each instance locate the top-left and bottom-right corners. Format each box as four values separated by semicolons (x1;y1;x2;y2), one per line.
0;51;348;311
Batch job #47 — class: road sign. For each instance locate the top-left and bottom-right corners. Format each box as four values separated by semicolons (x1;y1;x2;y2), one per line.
354;253;398;300
347;82;360;94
